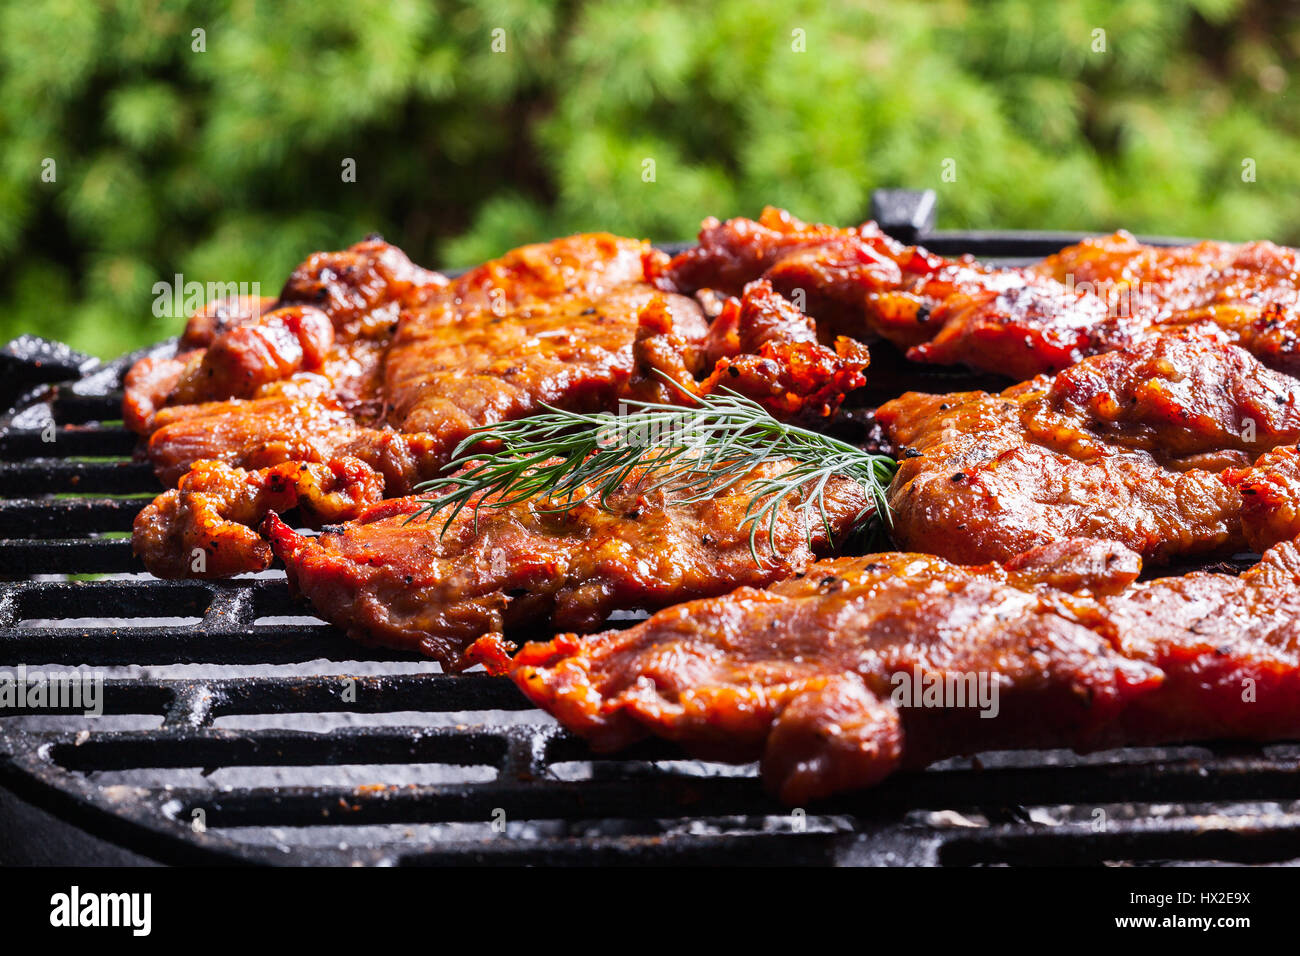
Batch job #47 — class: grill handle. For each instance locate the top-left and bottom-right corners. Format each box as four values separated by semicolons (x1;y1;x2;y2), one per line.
869;188;937;244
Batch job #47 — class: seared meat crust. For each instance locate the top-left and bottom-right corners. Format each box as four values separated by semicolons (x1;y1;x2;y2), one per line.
877;333;1300;564
122;295;277;434
166;306;336;406
130;235;865;580
660;209;1300;379
144;393;364;488
133;457;385;578
382;234;700;438
657;207;1122;378
124;239;445;436
266;460;870;670
1223;444;1300;552
470;537;1159;803
1033;231;1300;374
473;533;1300;804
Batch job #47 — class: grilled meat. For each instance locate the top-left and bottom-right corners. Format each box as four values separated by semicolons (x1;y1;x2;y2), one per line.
652;206;891;297
1224;443;1300;553
659;278;871;420
134;234;699;479
381;234;700;438
659;208;1300;379
469;537;1158;803
876;333;1300;564
122;295;280;434
265;460;871;670
129;236;867;579
656;207;1123;378
144;392;365;488
123;239;445;436
134;457;385;578
164;306;336;406
1104;539;1300;745
472;533;1300;804
1032;231;1300;374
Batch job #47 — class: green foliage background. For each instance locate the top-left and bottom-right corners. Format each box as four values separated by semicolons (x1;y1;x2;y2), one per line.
2;0;1297;358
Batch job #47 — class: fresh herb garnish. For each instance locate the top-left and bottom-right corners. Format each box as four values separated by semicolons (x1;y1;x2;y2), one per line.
408;385;896;560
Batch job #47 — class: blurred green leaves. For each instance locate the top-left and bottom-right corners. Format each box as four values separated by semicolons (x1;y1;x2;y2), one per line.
2;0;1299;358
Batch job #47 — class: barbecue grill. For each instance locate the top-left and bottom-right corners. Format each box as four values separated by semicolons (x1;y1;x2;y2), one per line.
4;191;1300;866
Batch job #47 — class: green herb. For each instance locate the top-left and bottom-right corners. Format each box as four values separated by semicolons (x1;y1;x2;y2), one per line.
408;386;896;561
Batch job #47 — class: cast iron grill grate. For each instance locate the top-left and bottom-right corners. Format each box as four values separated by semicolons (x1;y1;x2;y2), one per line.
3;199;1300;865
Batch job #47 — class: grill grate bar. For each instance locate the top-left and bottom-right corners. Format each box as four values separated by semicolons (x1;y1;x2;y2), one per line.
397;832;847;866
9;579;216;618
49;390;126;424
0;426;137;458
0;538;138;575
147;758;1300;829
203;589;256;629
50;727;514;772
0;459;156;496
23;716;1300;828
0;578;397;666
0;497;142;535
167;778;787;828
0;625;389;667
162;684;217;729
0;674;526;717
939;815;1300;866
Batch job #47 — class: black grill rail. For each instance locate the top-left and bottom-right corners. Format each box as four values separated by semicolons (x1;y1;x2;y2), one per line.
3;207;1300;865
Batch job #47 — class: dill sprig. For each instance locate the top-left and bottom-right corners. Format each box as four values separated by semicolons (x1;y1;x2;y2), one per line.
407;386;896;561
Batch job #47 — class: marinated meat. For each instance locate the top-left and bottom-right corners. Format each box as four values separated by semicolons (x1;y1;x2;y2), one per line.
653;206;890;297
144;393;364;488
265;459;871;669
678;279;869;420
134;457;385;578
659;208;1300;379
128;236;451;573
136;235;694;478
1224;443;1300;552
472;533;1300;804
380;234;706;445
902;273;1123;380
122;295;275;434
123;239;445;435
469;537;1159;803
165;306;336;406
1032;231;1300;374
1105;537;1300;743
278;234;449;339
620;278;869;416
656;207;1123;378
131;236;866;580
876;333;1300;564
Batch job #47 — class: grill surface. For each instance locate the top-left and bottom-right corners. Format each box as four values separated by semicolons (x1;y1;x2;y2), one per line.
4;196;1300;866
